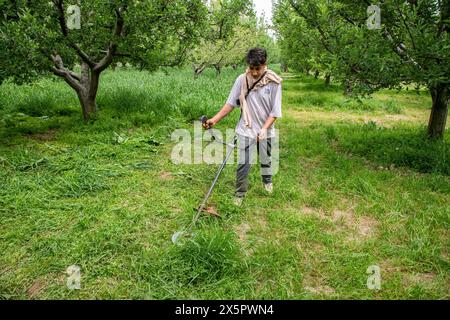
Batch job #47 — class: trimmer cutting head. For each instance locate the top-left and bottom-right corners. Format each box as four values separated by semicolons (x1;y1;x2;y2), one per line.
171;231;187;245
171;230;198;245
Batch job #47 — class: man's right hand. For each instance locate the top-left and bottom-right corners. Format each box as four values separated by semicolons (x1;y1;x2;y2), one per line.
202;118;216;129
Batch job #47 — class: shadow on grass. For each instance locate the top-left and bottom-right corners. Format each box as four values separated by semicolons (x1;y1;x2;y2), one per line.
299;81;342;93
0;88;182;142
283;74;341;92
335;123;449;175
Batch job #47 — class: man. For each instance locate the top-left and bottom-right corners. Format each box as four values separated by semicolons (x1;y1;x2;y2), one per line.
203;47;282;206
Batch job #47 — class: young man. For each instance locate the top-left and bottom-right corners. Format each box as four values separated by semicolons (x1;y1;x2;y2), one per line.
203;47;282;205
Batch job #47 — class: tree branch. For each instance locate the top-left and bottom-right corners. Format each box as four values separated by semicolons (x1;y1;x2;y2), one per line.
50;53;83;92
100;50;131;57
68;70;81;82
113;7;126;37
94;44;116;73
69;44;96;68
94;6;127;73
52;0;96;68
53;0;68;36
396;3;417;50
289;0;333;53
438;0;450;35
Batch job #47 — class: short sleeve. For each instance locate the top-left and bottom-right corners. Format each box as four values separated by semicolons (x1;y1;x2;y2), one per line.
269;83;282;118
226;75;243;108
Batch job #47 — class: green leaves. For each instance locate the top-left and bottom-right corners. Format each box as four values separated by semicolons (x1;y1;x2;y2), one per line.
1;0;209;83
274;0;450;137
188;0;256;71
1;0;210;121
275;0;450;94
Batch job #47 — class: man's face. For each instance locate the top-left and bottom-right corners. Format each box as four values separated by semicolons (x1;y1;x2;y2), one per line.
249;64;266;79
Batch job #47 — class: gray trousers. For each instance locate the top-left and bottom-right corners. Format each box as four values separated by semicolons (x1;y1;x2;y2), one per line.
235;136;272;198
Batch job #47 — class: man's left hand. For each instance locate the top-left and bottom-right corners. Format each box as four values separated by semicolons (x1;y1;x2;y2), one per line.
257;128;268;141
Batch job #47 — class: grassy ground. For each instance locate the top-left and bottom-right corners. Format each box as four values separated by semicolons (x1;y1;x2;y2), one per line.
0;67;449;299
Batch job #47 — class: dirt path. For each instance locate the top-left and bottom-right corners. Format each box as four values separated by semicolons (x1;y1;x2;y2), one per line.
286;108;430;127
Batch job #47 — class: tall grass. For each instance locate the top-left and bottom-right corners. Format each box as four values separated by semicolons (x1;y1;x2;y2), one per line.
0;67;240;138
0;66;448;299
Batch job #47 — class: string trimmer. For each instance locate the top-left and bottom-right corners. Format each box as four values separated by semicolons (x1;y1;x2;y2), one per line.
171;115;237;244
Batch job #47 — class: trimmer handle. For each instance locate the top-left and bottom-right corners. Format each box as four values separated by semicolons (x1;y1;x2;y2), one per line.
200;115;216;141
200;115;208;124
200;115;213;131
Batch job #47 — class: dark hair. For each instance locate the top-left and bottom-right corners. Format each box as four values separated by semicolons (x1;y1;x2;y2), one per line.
246;47;267;66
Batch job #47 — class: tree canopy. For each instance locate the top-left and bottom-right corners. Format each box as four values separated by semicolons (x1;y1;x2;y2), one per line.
1;0;208;120
274;0;450;138
189;0;255;76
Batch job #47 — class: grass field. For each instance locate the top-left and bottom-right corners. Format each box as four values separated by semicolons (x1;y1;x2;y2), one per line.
0;66;449;299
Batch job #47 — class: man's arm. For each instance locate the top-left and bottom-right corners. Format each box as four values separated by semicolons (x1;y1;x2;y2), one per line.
262;116;276;130
203;103;234;129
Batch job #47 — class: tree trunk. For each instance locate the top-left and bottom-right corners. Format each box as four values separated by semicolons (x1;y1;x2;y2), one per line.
428;84;449;139
325;73;331;86
343;80;352;96
314;70;319;79
76;62;100;122
214;64;221;76
193;64;206;79
78;93;97;122
50;4;123;123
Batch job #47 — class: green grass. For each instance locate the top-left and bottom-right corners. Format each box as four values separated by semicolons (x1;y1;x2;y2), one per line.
0;66;448;299
283;73;430;114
